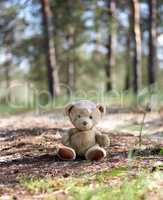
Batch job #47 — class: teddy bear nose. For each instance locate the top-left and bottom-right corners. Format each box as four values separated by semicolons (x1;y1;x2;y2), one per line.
83;121;88;126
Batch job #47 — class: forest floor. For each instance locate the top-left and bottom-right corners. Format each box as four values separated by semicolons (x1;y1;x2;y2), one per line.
0;109;163;199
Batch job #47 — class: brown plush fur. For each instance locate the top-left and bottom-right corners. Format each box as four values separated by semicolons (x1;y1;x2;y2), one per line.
57;100;110;161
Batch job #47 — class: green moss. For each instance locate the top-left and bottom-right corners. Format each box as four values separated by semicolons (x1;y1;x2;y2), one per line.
68;171;150;200
19;171;163;200
19;176;55;193
160;147;163;155
94;166;128;182
18;167;128;195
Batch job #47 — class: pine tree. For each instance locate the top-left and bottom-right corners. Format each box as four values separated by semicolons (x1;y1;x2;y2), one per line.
130;0;142;94
147;0;157;88
105;0;117;91
41;0;60;97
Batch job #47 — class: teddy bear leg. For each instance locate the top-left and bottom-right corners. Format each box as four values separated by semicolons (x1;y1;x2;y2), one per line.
85;145;106;161
57;145;76;160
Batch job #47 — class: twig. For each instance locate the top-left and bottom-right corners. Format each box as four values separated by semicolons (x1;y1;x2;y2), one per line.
139;111;146;147
138;103;152;147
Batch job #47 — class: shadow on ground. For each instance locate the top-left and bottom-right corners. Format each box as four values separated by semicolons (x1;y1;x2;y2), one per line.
0;123;162;185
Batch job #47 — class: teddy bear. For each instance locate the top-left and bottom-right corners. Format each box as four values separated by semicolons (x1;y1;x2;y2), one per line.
57;100;110;161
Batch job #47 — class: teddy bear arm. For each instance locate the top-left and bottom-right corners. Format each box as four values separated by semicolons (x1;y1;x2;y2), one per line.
95;132;110;147
61;133;70;146
62;128;76;146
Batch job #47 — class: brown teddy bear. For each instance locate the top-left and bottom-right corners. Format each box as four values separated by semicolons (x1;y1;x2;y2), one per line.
57;100;110;161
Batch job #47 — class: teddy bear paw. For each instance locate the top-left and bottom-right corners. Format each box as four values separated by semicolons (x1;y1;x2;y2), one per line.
86;147;106;161
57;146;76;160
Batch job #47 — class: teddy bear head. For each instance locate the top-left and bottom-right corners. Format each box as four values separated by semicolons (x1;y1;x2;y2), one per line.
65;100;105;131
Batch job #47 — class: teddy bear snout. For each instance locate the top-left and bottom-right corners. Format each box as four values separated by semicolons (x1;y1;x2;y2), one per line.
83;121;88;126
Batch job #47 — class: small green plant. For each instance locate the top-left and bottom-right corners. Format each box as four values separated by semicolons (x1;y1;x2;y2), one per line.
69;172;149;200
19;176;55;193
160;147;163;155
18;170;163;200
94;166;128;182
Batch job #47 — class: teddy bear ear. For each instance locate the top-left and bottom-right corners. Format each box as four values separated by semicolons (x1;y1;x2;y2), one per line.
65;103;74;116
96;104;105;114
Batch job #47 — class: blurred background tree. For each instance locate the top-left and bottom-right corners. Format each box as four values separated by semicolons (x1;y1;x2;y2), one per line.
0;0;163;108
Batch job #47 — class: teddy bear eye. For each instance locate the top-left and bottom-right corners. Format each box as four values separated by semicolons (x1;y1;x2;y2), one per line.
89;116;93;119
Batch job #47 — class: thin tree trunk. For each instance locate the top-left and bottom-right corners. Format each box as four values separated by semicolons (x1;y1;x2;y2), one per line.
4;49;12;101
131;0;142;94
66;31;76;93
124;30;131;90
5;65;10;89
67;57;75;92
124;7;132;91
148;0;157;87
41;0;60;98
105;0;116;91
65;0;76;94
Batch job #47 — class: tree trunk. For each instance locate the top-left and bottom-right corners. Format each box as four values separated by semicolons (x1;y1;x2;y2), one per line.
67;56;75;93
131;0;142;94
124;9;132;91
5;64;10;89
124;30;131;90
41;0;60;98
65;0;76;94
105;0;116;91
148;0;157;87
66;30;76;94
